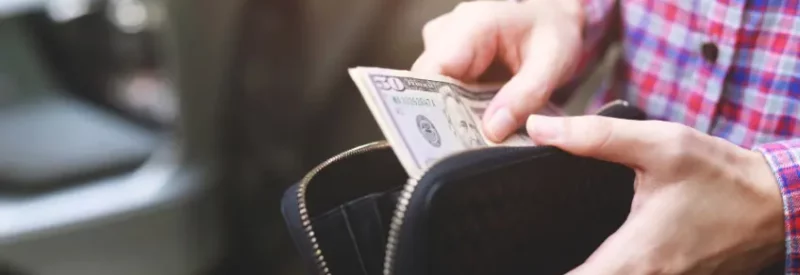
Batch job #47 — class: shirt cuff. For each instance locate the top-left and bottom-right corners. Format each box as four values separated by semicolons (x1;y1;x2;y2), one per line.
754;139;800;273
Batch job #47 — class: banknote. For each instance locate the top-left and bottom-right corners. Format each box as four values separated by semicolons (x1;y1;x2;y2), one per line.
349;67;565;178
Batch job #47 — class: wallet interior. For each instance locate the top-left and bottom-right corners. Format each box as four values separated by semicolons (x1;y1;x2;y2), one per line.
304;145;406;218
296;142;406;275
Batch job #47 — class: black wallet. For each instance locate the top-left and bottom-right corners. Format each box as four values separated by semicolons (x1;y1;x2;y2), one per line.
280;101;784;275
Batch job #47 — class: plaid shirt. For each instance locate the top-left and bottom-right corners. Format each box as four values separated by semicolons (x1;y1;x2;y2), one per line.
574;0;800;272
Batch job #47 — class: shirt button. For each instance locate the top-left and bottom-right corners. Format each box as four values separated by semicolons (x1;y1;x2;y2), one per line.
701;42;719;63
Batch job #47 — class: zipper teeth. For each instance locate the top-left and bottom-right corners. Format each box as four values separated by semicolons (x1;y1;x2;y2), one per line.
297;140;391;275
597;99;628;112
382;100;631;275
382;147;510;275
383;177;418;275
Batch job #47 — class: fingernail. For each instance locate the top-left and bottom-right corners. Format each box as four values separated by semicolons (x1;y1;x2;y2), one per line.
485;108;517;141
526;115;562;142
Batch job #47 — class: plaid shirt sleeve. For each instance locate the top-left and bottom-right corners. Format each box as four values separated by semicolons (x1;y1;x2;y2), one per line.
755;139;800;272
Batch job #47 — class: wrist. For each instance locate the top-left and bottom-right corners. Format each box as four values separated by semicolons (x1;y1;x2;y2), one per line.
743;150;784;252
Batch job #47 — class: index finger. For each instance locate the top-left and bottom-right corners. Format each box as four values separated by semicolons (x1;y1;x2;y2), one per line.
411;2;509;81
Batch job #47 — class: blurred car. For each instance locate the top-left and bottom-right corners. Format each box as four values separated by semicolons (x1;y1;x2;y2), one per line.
0;1;221;274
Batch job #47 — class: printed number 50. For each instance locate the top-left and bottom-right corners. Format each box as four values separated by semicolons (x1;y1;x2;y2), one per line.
372;76;405;91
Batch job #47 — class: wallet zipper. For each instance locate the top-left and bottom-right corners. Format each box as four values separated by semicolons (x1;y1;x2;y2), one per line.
383;147;523;275
296;140;391;275
381;99;632;275
597;99;628;111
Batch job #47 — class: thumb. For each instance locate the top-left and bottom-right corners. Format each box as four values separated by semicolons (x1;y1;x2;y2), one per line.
482;23;580;142
525;115;675;168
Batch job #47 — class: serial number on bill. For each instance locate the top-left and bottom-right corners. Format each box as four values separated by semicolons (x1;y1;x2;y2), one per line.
391;96;436;107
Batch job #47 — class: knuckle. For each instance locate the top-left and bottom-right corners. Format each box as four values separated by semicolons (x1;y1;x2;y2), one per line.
588;117;615;150
658;122;700;167
453;2;480;13
514;93;549;118
453;1;503;18
422;16;444;40
525;89;549;105
410;55;427;71
670;124;698;150
453;2;496;27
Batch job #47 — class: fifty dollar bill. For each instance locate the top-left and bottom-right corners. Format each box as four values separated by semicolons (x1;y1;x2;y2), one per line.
349;67;564;178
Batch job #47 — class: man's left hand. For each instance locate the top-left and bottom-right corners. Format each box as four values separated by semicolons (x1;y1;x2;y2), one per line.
525;115;785;274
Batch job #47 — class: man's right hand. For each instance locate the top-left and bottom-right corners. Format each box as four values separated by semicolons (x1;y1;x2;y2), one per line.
411;0;585;142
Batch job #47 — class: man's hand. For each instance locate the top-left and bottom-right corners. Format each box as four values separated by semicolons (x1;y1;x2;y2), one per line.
412;0;584;142
525;115;785;274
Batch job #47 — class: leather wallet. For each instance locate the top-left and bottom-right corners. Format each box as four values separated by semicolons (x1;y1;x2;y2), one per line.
280;101;784;275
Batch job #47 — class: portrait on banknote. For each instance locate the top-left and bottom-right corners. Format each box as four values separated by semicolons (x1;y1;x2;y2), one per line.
439;85;486;149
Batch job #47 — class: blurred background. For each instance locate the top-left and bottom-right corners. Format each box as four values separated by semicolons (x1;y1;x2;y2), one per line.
0;0;615;274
